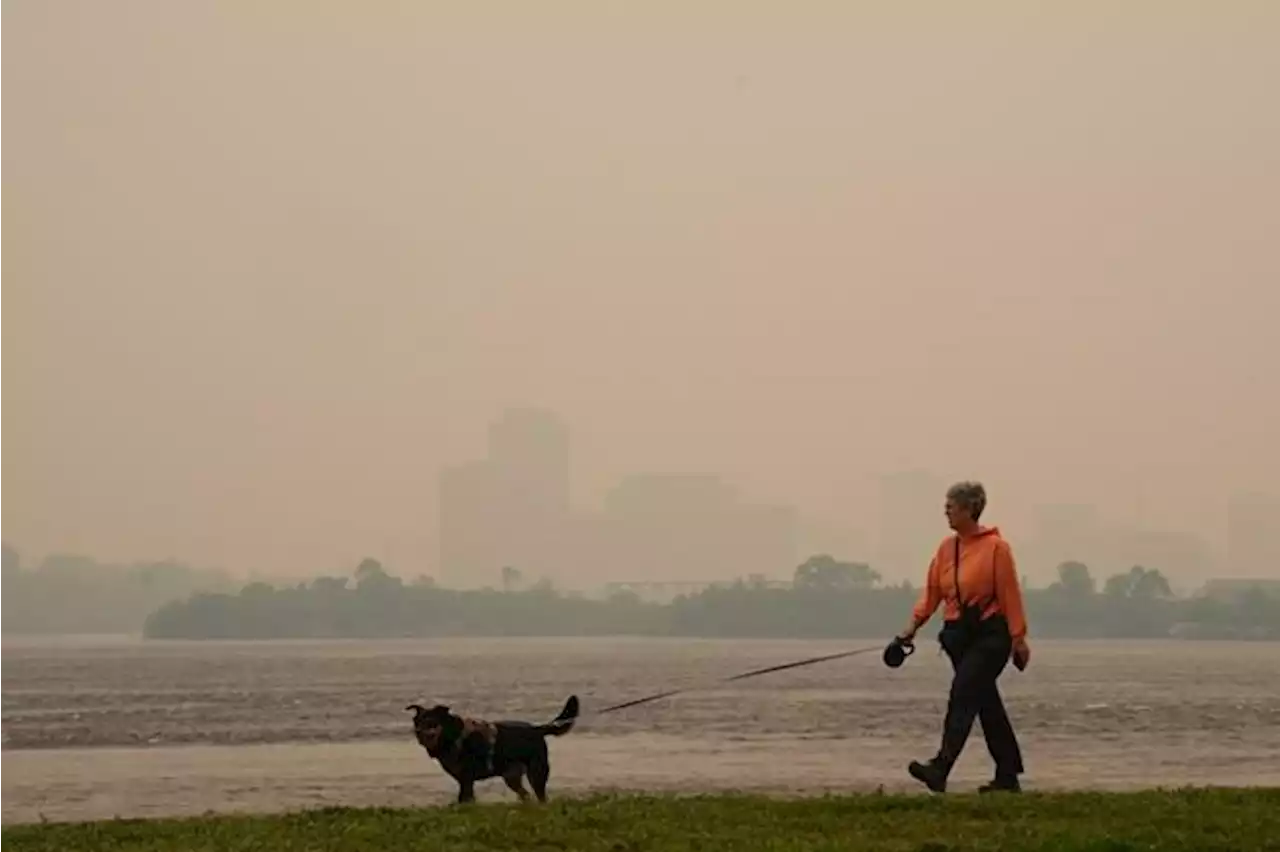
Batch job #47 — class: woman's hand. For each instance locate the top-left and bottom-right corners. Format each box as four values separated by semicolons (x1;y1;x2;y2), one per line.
898;620;919;642
1012;638;1031;671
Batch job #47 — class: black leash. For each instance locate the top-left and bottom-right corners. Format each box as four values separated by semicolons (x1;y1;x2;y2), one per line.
593;645;881;716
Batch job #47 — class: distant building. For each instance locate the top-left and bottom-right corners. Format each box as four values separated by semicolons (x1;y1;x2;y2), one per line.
1198;578;1280;601
487;408;570;517
438;408;573;588
594;474;799;584
440;412;801;589
1227;492;1280;579
796;517;869;570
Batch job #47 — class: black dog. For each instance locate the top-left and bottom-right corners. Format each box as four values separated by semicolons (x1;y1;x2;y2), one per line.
405;695;579;804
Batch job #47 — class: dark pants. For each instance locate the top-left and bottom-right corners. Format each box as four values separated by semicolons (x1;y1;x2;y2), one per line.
935;618;1024;778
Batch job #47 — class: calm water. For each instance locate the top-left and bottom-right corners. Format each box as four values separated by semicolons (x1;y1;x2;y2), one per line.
3;636;1278;822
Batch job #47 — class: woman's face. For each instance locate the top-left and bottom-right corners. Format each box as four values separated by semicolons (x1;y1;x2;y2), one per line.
944;497;972;531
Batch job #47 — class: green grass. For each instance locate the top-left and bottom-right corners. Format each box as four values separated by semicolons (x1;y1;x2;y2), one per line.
5;789;1279;852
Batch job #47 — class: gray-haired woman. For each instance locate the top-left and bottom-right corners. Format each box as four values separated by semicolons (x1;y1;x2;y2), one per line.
897;481;1030;793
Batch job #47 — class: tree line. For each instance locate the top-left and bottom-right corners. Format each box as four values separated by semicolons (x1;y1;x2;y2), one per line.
2;543;234;635
140;555;1280;641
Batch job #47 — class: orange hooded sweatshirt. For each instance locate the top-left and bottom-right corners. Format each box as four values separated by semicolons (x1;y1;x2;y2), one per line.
911;526;1028;641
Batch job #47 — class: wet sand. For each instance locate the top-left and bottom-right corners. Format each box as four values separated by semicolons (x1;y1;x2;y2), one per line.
4;637;1278;823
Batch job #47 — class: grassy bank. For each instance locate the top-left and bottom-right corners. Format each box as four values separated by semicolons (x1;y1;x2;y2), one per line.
5;789;1279;852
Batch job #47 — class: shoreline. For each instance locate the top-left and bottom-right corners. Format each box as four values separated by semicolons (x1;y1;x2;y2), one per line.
7;731;1280;825
5;789;1280;852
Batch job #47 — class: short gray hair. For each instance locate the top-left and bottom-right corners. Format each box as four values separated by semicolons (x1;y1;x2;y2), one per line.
946;481;988;521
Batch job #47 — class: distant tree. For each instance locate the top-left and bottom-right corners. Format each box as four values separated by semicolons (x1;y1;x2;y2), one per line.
607;588;643;606
793;555;880;591
354;558;402;598
1235;586;1279;629
1133;566;1173;599
1104;565;1173;600
1054;561;1096;597
135;558;1275;642
354;558;387;585
311;576;349;594
241;581;275;598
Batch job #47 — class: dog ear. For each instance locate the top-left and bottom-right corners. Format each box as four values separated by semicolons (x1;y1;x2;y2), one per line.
405;704;426;714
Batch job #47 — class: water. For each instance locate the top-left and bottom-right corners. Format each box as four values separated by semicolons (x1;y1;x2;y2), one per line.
3;636;1278;822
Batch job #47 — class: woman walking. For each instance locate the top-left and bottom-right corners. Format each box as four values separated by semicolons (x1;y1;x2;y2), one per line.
897;481;1030;793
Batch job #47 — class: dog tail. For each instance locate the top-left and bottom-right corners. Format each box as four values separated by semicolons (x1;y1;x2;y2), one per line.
537;695;579;737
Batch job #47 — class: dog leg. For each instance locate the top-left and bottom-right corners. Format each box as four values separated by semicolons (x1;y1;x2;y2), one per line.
503;766;531;803
528;752;550;803
457;776;477;805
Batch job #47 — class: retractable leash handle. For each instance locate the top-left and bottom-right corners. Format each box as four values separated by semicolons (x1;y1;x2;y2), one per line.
882;636;915;669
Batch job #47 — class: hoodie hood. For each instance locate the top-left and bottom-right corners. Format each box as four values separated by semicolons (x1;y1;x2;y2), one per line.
959;524;1002;541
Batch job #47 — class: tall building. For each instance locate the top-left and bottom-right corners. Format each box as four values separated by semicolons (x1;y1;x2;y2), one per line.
439;410;803;589
438;409;573;588
487;408;570;517
597;474;798;583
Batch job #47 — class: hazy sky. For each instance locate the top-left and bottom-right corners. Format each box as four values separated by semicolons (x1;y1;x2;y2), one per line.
4;1;1278;577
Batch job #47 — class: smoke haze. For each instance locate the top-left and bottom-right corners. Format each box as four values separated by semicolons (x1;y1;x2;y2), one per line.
5;1;1279;584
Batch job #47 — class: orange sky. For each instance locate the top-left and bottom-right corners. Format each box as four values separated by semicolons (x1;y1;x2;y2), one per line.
4;1;1279;577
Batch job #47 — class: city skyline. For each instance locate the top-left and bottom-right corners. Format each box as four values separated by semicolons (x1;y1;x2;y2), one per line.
6;2;1277;583
4;401;1273;588
438;408;801;589
431;407;1264;592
